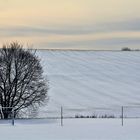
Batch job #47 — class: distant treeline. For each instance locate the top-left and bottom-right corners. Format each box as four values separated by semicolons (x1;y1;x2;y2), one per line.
121;47;140;51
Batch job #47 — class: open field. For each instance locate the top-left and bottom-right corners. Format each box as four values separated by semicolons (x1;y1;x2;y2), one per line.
0;118;140;140
36;51;140;117
0;51;140;140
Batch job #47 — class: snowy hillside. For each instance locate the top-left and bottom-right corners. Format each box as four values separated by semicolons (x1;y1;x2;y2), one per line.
37;51;140;117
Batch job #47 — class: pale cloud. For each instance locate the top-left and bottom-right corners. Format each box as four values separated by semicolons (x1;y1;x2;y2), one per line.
0;0;140;49
1;0;140;25
0;29;140;50
0;19;140;36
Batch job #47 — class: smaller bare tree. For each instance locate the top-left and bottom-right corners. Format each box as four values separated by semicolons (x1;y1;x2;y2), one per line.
0;42;48;119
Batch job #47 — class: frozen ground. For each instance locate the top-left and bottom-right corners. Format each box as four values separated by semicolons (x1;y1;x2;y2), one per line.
0;118;140;140
36;51;140;117
1;51;140;140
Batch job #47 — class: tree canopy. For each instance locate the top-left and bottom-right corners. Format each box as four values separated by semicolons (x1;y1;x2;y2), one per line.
0;42;48;119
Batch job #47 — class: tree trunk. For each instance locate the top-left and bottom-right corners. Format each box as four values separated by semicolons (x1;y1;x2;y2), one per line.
2;109;12;119
3;112;9;119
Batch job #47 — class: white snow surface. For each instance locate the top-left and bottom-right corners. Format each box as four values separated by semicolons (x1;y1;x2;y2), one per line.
1;51;140;140
36;51;140;117
0;119;140;140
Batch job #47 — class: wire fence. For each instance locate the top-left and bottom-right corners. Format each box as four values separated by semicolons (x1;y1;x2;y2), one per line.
36;106;140;119
1;106;140;126
38;106;140;126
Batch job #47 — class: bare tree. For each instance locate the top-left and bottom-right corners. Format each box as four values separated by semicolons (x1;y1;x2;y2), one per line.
0;42;48;119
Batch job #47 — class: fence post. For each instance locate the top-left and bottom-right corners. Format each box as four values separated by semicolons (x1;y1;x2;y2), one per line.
61;106;63;126
12;109;15;126
121;106;124;126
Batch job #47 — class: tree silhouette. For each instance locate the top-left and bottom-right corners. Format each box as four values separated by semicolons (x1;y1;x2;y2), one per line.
0;42;48;119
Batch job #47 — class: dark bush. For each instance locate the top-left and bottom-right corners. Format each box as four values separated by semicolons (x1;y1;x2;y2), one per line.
121;47;131;51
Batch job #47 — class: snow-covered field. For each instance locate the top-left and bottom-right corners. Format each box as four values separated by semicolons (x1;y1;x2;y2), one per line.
0;51;140;140
37;51;140;118
0;118;140;140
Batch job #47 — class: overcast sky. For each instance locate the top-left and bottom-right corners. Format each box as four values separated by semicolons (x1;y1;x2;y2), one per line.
0;0;140;50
